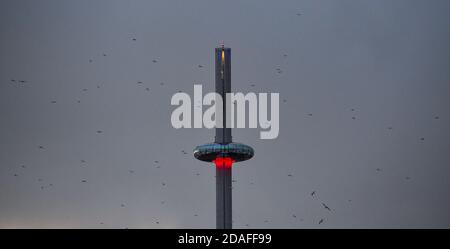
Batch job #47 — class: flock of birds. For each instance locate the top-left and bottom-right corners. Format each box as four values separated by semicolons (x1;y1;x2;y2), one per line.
5;10;442;229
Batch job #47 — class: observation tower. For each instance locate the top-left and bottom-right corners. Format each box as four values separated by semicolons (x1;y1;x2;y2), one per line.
194;44;254;229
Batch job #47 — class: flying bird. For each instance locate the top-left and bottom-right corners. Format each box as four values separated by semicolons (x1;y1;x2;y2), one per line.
152;59;158;63
311;191;315;196
318;219;324;224
322;203;331;211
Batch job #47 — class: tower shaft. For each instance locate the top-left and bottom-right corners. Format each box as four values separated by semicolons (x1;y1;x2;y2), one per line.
215;46;232;229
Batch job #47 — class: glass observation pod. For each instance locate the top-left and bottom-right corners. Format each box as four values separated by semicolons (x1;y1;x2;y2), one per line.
193;143;254;163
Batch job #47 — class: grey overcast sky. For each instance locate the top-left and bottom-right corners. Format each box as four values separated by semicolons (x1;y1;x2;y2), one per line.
1;0;449;228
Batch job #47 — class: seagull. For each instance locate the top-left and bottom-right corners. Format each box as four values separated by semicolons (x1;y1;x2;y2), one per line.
250;83;255;87
308;113;313;116
121;204;125;208
129;170;134;174
51;101;57;104
311;191;315;196
38;145;45;149
154;160;159;163
388;126;393;130
152;59;158;63
19;80;26;83
376;168;382;172
137;81;143;84
420;137;425;141
435;116;439;119
81;160;86;163
318;219;324;224
195;173;200;176
198;65;203;68
132;38;136;41
292;214;297;218
405;176;411;180
96;130;103;134
352;116;356;120
103;53;107;57
89;59;93;63
160;82;164;86
14;174;18;177
81;180;87;183
162;182;166;186
145;87;150;91
11;79;16;82
287;174;293;177
322;203;331;211
82;88;88;92
21;165;26;168
296;13;302;16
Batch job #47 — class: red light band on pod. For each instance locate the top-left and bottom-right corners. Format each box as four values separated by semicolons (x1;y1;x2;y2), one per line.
213;157;234;168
